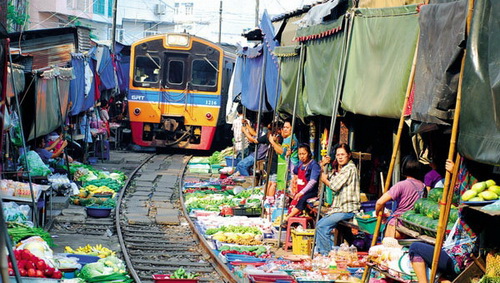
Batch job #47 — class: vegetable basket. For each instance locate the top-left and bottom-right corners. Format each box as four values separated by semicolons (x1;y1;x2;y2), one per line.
152;274;198;283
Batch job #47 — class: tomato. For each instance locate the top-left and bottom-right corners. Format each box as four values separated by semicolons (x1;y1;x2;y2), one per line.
35;270;44;278
27;268;36;277
25;261;35;270
35;260;46;271
8;268;14;276
44;267;55;277
19;268;27;277
52;270;63;279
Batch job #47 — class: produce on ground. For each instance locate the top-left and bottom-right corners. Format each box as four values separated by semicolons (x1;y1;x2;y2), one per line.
170;267;199;279
7;222;54;246
65;244;115;258
7;248;62;279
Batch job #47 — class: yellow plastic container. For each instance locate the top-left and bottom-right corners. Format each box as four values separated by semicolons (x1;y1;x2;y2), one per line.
291;229;315;255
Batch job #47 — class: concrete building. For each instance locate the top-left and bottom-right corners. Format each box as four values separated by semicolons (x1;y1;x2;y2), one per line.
25;0;260;45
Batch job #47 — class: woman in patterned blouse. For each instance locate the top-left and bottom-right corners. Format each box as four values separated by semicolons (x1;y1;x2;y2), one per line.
315;143;361;255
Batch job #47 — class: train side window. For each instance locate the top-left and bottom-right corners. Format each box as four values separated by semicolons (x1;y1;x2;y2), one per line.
191;59;218;87
134;56;160;85
167;60;184;85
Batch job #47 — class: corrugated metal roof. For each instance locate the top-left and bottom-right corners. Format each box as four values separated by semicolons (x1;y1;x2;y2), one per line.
9;27;91;70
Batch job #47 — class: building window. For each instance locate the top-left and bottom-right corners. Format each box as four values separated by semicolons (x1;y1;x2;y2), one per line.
94;0;105;15
174;3;179;15
108;0;113;17
77;0;89;11
108;27;124;42
185;3;193;15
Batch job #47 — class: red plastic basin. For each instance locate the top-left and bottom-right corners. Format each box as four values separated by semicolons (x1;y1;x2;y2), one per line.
152;274;198;283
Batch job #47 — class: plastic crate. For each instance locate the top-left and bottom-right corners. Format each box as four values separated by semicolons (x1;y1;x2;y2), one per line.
291;229;315;255
361;200;396;213
355;216;386;235
232;207;262;216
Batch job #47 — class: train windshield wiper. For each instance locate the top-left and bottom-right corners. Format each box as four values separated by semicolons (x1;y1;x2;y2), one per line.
147;53;161;69
203;57;219;73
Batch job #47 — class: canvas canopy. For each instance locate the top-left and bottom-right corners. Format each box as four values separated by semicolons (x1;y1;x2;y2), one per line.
29;67;73;140
275;46;306;119
411;0;467;125
458;0;500;165
301;17;345;117
342;5;419;118
261;10;281;109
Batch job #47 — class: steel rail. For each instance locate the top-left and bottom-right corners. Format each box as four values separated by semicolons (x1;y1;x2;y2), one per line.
115;153;156;283
179;157;238;283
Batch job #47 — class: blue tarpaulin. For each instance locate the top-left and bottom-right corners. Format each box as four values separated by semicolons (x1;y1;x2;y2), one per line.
69;54;95;116
260;10;280;109
239;46;267;112
95;45;116;91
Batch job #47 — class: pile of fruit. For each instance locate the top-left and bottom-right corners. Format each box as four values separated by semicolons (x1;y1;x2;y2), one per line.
211;231;263;245
65;244;116;258
219;245;269;256
7;249;62;279
400;188;459;235
462;180;499;202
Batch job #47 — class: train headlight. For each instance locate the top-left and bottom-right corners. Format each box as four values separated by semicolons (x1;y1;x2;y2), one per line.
205;112;213;120
134;108;141;116
166;34;189;47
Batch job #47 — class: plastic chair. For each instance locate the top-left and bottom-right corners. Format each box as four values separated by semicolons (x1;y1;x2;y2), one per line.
283;216;314;251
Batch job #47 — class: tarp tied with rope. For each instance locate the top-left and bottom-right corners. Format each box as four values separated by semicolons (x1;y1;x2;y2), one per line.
69;53;95;116
342;5;419;118
237;45;267;112
29;67;73;140
301;16;345;117
458;0;500;165
260;10;281;110
275;46;306;120
411;0;467;125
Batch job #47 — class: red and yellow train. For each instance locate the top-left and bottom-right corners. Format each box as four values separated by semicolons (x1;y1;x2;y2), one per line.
128;33;235;150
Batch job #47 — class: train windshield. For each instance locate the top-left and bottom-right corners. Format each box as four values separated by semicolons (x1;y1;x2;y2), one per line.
134;56;160;84
191;59;218;87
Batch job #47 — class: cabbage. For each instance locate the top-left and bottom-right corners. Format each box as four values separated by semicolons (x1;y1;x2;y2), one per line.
78;262;114;280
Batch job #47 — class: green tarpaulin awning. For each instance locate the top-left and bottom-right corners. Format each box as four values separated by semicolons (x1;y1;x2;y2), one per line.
342;5;420;118
275;46;307;120
303;31;345;117
458;0;500;165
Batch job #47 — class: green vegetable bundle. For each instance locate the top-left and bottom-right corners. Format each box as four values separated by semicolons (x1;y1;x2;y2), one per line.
205;225;262;235
170;267;199;279
7;222;54;246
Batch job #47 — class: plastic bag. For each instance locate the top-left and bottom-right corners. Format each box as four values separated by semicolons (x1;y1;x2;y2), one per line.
2;202;31;222
19;151;52;176
482;200;500;211
9;111;23;146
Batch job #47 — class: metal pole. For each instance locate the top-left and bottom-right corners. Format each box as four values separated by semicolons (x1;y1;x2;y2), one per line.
260;59;282;219
277;43;305;248
310;13;352;258
255;0;259;27
252;51;267;188
8;39;39;226
110;0;118;54
218;0;223;44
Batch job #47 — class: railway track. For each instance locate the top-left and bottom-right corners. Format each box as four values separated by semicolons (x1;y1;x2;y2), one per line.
115;153;235;283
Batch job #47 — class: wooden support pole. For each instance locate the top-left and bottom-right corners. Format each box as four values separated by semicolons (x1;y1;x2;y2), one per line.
430;0;474;280
361;36;420;283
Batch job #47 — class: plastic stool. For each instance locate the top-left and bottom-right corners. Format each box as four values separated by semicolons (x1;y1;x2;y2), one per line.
283;216;314;251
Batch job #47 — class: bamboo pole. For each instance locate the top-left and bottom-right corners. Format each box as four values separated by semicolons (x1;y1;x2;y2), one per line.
360;34;420;283
278;43;305;248
430;3;474;280
309;12;352;259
